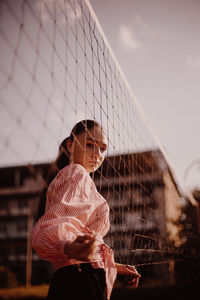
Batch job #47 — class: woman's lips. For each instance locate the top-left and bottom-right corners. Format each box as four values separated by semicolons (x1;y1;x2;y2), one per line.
90;161;99;166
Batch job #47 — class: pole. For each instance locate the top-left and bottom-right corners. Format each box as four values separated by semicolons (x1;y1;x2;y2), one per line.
26;200;33;287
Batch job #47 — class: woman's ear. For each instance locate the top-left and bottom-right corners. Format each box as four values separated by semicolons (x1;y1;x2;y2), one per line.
66;138;73;154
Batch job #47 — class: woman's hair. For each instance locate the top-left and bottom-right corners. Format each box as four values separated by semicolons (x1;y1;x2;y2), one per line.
35;119;101;221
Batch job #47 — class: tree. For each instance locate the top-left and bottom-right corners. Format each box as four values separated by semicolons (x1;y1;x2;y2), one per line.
175;193;200;284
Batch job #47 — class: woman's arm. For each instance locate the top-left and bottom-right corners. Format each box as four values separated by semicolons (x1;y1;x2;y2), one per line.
115;263;141;287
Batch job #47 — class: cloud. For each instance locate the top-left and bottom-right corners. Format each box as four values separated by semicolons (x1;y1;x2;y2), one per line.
186;55;200;71
118;24;140;52
117;14;156;53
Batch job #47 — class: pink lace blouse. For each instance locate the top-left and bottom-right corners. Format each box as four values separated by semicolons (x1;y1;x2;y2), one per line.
32;164;117;299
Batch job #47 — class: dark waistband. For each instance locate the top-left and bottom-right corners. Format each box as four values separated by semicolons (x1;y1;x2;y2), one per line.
56;263;95;273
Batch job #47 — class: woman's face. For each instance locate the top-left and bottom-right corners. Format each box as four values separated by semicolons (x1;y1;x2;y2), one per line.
67;125;108;173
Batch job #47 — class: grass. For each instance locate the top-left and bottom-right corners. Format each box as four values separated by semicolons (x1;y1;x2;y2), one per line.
0;285;49;299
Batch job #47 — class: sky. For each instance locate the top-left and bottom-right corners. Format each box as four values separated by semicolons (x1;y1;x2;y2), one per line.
90;0;200;190
0;0;200;192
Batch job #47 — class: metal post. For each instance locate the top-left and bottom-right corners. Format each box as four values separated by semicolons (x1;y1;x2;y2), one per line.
26;200;33;287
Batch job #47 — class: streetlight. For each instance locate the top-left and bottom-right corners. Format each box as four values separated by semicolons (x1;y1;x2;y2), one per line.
184;158;200;189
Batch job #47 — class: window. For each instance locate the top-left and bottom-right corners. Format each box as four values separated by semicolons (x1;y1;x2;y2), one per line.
0;222;7;235
17;219;27;233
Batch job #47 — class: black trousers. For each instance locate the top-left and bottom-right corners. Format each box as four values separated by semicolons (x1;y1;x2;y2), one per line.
46;263;107;300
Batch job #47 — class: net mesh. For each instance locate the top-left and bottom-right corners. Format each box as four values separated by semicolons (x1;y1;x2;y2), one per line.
0;0;194;286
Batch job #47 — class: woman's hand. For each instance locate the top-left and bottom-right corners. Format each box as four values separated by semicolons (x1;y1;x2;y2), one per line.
116;263;141;287
64;233;97;261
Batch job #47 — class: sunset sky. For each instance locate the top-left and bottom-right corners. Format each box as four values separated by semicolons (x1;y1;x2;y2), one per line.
0;0;200;191
90;0;200;189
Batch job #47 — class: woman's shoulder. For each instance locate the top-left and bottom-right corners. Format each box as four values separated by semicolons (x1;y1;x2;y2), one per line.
47;164;90;198
57;164;89;182
59;163;87;175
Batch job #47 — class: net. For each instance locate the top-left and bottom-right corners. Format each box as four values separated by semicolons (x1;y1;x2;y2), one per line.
0;0;195;287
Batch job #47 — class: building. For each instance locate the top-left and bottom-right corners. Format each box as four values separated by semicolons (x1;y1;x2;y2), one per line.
94;149;182;271
0;149;182;286
0;163;51;285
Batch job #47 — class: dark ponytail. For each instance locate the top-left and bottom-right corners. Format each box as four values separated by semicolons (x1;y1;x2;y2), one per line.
35;119;101;221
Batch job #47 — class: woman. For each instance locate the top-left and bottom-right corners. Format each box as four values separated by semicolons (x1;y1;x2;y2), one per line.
32;120;140;300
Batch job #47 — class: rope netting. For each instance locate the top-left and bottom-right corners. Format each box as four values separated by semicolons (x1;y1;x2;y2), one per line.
0;0;196;286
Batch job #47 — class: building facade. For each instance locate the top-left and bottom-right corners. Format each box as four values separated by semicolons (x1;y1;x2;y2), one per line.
94;150;182;270
0;164;51;285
